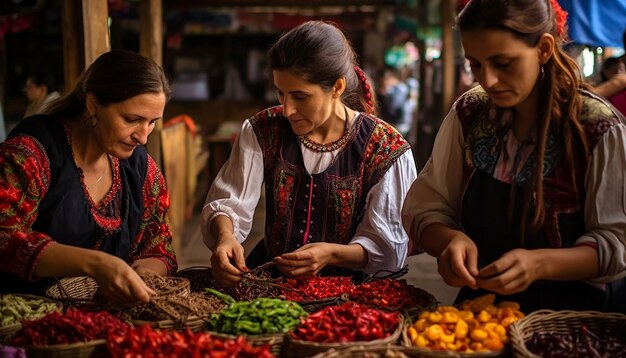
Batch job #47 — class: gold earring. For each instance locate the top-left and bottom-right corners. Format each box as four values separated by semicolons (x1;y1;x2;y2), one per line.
85;114;98;128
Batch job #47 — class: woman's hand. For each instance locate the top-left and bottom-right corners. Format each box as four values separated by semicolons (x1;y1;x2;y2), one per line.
132;258;167;276
437;233;479;289
89;254;156;304
210;233;247;287
476;248;540;295
274;243;333;279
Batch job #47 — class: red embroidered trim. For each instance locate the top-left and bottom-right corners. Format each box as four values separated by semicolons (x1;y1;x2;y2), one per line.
63;121;122;234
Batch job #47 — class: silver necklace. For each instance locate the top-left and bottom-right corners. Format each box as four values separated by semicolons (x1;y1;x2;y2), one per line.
86;156;108;190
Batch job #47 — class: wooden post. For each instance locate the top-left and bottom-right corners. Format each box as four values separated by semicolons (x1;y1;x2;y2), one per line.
139;0;164;169
441;0;455;115
61;1;84;90
61;0;109;88
82;0;110;67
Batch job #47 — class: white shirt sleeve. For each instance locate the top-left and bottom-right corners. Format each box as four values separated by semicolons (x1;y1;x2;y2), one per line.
201;120;264;250
350;149;417;274
401;107;465;249
578;123;626;282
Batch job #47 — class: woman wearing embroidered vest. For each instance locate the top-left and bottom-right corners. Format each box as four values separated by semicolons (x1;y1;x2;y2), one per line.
204;20;417;287
401;0;626;312
0;50;177;303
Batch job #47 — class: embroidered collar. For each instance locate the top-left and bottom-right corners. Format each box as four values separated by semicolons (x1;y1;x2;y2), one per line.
298;107;356;153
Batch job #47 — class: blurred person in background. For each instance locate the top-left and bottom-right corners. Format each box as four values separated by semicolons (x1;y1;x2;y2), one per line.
23;70;61;118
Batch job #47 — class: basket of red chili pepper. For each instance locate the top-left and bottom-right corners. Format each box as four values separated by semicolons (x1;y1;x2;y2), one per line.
280;276;355;313
283;302;403;358
9;308;130;358
347;278;437;315
107;325;275;357
509;309;626;357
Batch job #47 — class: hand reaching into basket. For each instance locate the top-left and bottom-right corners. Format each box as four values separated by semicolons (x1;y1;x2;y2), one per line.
211;232;248;288
274;242;368;279
90;254;156;304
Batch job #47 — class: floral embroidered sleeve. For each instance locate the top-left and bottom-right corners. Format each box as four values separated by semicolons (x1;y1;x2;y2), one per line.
130;155;177;274
0;136;55;281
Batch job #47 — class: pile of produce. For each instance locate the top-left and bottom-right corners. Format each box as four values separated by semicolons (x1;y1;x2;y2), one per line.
208;298;307;335
290;302;400;343
0;294;61;327
281;276;355;301
10;308;129;346
108;325;274;357
526;325;626;357
406;294;524;353
348;278;435;311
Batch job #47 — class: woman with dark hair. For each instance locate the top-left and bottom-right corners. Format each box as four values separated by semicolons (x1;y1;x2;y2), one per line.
402;0;626;312
204;21;417;287
0;50;177;303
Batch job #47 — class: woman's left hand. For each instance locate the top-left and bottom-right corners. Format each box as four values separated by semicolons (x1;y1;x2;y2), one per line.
476;248;540;295
274;243;333;279
132;258;168;277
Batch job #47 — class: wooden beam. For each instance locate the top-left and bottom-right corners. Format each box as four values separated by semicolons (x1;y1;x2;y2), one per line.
139;0;164;169
140;0;163;66
441;0;455;115
82;0;110;67
61;0;84;90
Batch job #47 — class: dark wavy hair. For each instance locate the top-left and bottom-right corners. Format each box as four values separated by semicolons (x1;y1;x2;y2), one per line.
46;49;170;119
458;0;589;238
268;20;378;115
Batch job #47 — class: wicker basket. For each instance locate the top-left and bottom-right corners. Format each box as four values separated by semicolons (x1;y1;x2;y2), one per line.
297;296;344;313
509;309;626;358
400;325;506;358
132;315;207;332
282;318;403;358
45;277;99;307
310;344;411;358
174;266;215;292
24;339;107;358
0;323;20;344
209;331;285;357
0;294;63;343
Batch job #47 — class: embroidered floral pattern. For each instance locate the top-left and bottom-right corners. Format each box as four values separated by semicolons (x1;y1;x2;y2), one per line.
456;87;562;184
331;177;361;244
251;107;410;256
0;125;177;280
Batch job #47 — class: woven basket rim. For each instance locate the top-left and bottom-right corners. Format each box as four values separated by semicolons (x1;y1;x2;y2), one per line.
208;330;286;341
24;338;107;351
401;323;505;357
0;322;21;337
509;309;626;358
132;314;209;329
309;344;410;358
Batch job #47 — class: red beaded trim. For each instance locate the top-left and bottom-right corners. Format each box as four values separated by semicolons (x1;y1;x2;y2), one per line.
354;66;374;114
550;0;567;38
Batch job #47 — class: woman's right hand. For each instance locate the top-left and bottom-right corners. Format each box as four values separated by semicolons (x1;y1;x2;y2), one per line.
210;233;247;287
89;254;156;304
437;233;479;289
